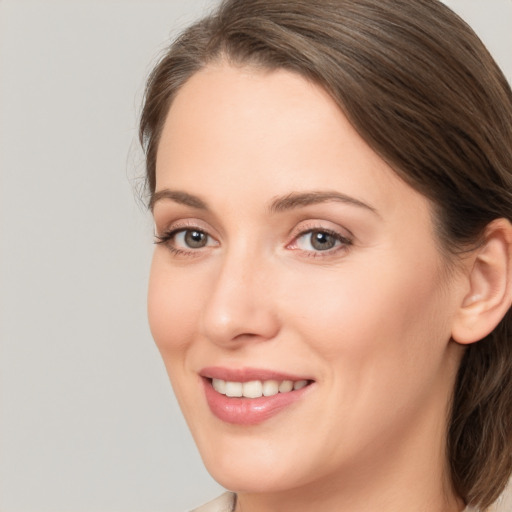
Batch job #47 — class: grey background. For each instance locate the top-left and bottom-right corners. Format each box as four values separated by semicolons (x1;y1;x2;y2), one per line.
0;1;510;511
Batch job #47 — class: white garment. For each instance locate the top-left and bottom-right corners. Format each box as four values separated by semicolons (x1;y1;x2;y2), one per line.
191;492;235;512
191;492;486;512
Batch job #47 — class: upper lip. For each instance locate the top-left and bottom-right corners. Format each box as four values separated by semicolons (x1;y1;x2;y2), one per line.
199;366;314;383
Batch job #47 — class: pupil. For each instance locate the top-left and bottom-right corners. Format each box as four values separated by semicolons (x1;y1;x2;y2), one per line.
185;230;206;248
312;231;335;250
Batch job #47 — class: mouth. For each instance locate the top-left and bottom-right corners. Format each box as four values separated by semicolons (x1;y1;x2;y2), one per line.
210;377;310;398
199;367;315;425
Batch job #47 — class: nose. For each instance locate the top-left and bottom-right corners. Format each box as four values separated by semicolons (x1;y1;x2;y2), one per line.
199;249;281;347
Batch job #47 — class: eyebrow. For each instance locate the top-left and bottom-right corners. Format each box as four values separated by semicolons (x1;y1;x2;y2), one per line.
269;191;379;216
150;190;208;212
150;189;378;216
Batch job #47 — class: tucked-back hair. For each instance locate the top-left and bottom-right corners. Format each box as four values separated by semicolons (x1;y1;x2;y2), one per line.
139;0;512;508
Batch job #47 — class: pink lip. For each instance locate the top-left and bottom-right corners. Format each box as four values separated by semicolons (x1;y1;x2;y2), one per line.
200;366;312;383
200;367;314;426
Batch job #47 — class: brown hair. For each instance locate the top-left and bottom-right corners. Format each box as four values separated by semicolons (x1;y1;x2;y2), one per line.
139;0;512;508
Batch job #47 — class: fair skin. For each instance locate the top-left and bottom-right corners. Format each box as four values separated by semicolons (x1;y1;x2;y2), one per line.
148;63;511;512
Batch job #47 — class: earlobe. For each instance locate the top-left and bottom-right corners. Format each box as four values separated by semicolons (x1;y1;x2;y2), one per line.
451;218;512;345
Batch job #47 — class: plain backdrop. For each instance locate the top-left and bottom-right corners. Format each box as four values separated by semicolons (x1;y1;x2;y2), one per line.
0;1;511;511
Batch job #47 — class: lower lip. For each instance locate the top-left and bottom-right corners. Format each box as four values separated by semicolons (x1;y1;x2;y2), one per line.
202;379;312;425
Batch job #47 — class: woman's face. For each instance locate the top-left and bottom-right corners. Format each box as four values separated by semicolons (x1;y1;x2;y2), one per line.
148;64;466;494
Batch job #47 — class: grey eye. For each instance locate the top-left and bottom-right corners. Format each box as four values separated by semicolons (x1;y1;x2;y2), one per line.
309;230;337;251
293;229;349;253
182;230;208;248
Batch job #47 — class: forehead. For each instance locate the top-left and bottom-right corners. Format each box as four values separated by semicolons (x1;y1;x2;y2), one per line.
155;63;430;225
156;63;346;175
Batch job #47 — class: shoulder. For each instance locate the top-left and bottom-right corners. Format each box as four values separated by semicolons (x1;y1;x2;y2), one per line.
190;492;236;512
466;481;512;512
488;483;512;512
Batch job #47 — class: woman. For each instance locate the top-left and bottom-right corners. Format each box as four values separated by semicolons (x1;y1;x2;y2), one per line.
139;0;512;510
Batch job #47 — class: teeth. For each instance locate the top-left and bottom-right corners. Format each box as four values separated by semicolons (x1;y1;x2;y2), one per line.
212;378;226;394
242;380;263;398
225;381;243;397
262;380;279;397
278;380;293;393
211;378;310;398
293;380;308;390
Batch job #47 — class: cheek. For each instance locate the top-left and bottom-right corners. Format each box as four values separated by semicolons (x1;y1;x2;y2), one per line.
276;256;456;453
281;251;452;376
147;252;201;356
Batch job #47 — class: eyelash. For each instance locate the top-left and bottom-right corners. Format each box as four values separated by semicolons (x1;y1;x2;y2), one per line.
154;227;214;257
290;227;353;258
154;225;353;258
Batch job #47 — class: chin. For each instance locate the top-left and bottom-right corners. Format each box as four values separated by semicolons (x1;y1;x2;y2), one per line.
205;458;304;494
197;429;330;496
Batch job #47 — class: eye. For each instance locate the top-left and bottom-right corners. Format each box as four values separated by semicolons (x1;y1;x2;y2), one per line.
175;229;210;249
298;230;338;251
154;227;218;253
291;228;352;253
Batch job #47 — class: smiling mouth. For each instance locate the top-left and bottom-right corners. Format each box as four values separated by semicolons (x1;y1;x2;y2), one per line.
210;378;312;398
200;367;315;424
202;376;314;424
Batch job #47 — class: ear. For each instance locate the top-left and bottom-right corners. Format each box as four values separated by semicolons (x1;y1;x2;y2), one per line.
451;218;512;345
